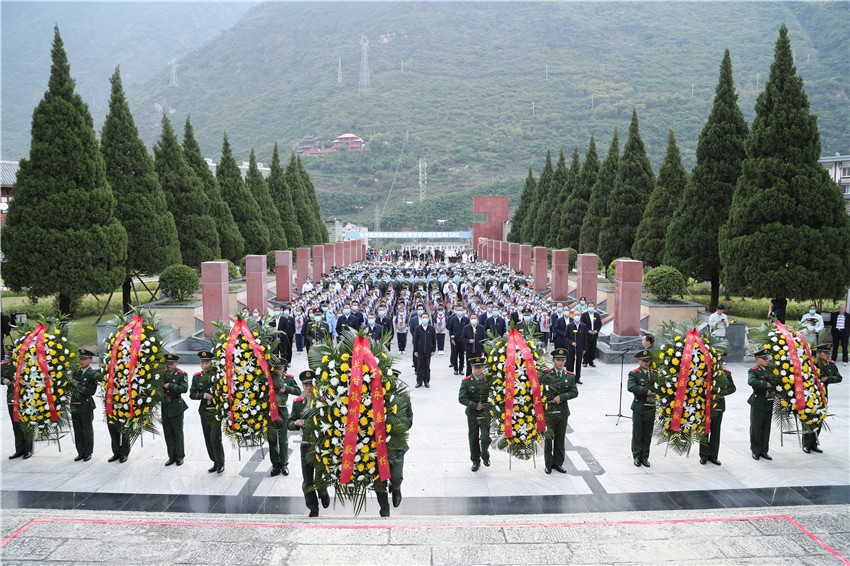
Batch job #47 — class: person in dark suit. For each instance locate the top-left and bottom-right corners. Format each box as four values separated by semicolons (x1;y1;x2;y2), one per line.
552;308;568;349
408;304;424;370
277;305;296;363
830;305;848;363
364;313;384;343
378;306;393;350
448;306;469;375
461;314;486;376
335;303;359;338
485;309;506;337
412;312;436;388
581;302;603;368
566;311;588;384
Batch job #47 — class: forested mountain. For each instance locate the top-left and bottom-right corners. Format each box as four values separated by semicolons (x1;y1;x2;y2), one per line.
1;1;254;160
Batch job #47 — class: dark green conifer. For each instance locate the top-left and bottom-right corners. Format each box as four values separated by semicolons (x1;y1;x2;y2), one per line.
522;150;552;245
246;148;287;250
217;133;270;255
559;145;593;249
507;168;536;243
580;129;619;256
268;143;303;249
543;149;568;248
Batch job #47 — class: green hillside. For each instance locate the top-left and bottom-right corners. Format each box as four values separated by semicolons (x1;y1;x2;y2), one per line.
1;1;254;161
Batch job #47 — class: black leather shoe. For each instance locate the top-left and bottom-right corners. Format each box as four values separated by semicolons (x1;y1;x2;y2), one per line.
811;447;823;453
282;464;289;476
760;453;772;460
471;463;480;472
270;466;282;477
22;451;32;459
634;458;642;467
308;509;319;517
752;454;760;460
482;458;490;467
217;465;225;474
320;492;330;508
641;459;650;468
165;458;175;466
75;454;85;462
208;465;218;473
424;383;430;388
544;466;552;474
84;454;92;462
119;456;127;463
8;451;23;460
803;447;811;454
415;384;422;388
175;459;183;466
589;362;596;367
708;457;721;466
576;379;583;384
108;454;120;462
699;457;707;465
553;465;567;474
392;490;402;508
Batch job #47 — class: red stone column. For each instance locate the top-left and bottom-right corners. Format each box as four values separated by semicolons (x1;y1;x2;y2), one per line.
577;254;599;306
500;241;510;265
201;261;230;338
245;255;268;315
312;245;325;280
343;240;351;265
334;242;344;267
613;259;643;337
360;240;367;261
490;241;498;263
551;249;570;302
296;247;311;293
519;245;532;275
275;251;293;302
509;243;520;270
533;246;548;291
324;243;336;268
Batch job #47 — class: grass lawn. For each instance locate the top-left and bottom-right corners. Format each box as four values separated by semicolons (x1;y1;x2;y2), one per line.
65;315;101;350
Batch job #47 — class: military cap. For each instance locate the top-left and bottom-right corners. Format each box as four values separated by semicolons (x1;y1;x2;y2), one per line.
5;344;14;352
550;348;568;359
197;350;214;361
753;349;771;359
79;349;95;359
299;370;315;382
634;350;652;361
815;343;832;353
272;360;288;370
521;307;533;315
468;356;486;367
164;353;180;362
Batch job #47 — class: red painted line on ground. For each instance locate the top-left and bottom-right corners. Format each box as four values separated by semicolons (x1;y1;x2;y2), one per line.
1;514;847;562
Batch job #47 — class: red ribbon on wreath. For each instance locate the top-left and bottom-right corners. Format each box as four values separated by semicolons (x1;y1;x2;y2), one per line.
12;323;59;422
694;337;713;434
503;328;546;438
775;322;826;411
224;319;280;429
106;315;144;418
670;330;698;432
340;336;391;484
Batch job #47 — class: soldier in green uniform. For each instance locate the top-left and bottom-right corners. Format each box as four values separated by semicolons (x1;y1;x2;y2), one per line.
627;349;656;467
515;307;539;335
189;350;224;473
304;308;330;355
804;343;844;454
699;352;736;466
390;390;413;508
267;361;301;476
288;370;330;517
107;414;130;463
161;353;188;466
70;349;99;462
2;344;33;459
458;356;490;472
748;349;776;461
542;348;579;474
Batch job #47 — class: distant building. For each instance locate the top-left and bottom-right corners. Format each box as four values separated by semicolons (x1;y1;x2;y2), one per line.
0;160;19;228
818;153;850;213
332;134;367;151
297;133;370;155
205;158;270;179
294;136;319;154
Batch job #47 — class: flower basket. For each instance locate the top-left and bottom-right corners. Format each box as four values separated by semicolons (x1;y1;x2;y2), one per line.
10;318;76;442
650;321;728;455
102;311;168;442
481;328;557;460
305;329;411;515
208;316;284;445
750;321;828;431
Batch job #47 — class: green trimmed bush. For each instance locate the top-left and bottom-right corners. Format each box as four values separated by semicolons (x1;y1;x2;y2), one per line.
159;265;201;302
565;247;578;271
644;265;685;303
606;257;632;281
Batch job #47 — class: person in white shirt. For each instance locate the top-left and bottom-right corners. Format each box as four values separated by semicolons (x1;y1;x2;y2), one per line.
708;305;729;338
301;279;314;294
800;305;824;334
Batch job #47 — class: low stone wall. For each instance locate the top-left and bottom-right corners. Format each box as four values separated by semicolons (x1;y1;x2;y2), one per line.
641;299;704;332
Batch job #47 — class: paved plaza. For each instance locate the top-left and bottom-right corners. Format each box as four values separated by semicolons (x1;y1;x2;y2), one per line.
2;347;848;563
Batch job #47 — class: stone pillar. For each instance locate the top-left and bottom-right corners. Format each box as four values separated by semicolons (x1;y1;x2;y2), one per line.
613;259;643;337
202;261;230;338
577;254;599;306
343;240;351;266
551;249;570;302
334;242;344;267
500;241;510;265
312;245;325;280
324;243;336;268
275;250;293;302
519;245;532;275
508;243;520;270
490;240;498;264
533;246;548;292
245;255;268;315
296;247;311;293
360;240;367;262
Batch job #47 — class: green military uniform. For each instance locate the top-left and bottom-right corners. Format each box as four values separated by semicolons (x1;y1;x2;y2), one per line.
288;370;329;517
542;349;579;473
747;350;776;460
303;316;330;354
804;345;843;452
161;355;189;465
627;350;656;466
268;368;301;475
70;351;99;461
2;350;33;458
458;357;490;470
189;351;224;472
699;365;736;464
389;394;412;507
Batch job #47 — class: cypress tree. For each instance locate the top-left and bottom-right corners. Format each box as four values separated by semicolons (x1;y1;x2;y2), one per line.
665;50;748;309
218;134;270;255
632;129;688;267
246;148;287;250
286;152;316;245
560;140;597;249
580;129;619;256
598;111;655;264
101;67;181;313
523;150;552;245
298;156;328;243
268;143;303;249
551;149;581;248
183;117;244;262
154;114;220;269
720;25;850;301
1;27;127;315
543;149;568;248
507;167;536;243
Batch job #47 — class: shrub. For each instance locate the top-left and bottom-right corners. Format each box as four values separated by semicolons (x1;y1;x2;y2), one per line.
644;265;685;303
565;248;578;271
605;257;632;281
266;251;277;274
216;259;240;281
159;265;201;302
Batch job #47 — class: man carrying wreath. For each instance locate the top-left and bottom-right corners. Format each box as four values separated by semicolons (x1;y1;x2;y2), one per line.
162;353;188;467
1;344;32;460
628;350;656;468
189;350;225;473
70;349;99;462
458;356;491;472
805;344;843;454
288;370;330;517
748;349;776;461
543;348;578;475
267;361;301;477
